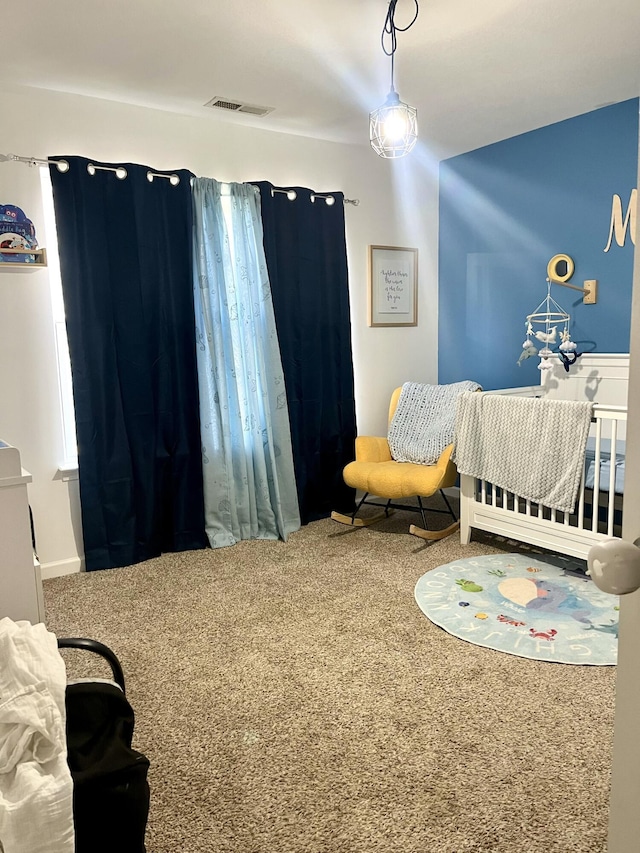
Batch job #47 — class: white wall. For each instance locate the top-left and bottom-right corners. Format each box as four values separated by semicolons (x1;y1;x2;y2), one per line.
0;86;440;576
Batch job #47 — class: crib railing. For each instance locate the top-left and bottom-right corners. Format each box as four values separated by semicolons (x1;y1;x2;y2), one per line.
459;403;626;561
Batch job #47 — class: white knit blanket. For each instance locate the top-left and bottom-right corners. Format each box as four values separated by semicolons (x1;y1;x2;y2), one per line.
453;393;594;513
388;381;482;465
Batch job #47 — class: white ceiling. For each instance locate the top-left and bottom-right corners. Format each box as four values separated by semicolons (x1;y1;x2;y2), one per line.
6;0;640;158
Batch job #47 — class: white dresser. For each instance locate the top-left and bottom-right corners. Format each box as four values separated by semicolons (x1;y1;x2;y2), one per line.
0;441;45;623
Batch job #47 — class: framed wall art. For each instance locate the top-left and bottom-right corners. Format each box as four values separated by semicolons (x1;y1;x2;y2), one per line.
368;245;418;327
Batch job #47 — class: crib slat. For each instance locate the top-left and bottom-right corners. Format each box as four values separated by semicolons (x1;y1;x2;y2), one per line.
607;418;618;536
592;418;602;533
578;474;585;529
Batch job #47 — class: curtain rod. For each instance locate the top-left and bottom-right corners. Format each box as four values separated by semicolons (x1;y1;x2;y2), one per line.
0;153;70;170
270;186;359;206
0;154;179;184
1;154;360;205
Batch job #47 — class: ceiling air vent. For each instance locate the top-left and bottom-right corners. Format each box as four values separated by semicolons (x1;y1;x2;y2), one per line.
204;97;273;117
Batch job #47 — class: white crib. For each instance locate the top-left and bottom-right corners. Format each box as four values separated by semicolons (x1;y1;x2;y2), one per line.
458;354;628;561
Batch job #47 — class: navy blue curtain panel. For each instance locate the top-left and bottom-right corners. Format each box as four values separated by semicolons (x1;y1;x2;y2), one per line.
253;183;357;523
49;157;208;571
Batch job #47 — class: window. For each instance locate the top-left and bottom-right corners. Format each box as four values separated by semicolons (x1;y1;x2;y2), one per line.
39;167;78;471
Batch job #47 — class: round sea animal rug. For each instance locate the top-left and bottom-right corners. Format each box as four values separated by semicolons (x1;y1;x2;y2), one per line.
414;553;619;665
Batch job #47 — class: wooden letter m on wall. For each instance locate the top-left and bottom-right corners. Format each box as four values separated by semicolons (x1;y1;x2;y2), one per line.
604;189;637;251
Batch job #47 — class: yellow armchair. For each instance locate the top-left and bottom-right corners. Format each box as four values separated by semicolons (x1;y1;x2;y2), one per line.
331;386;460;541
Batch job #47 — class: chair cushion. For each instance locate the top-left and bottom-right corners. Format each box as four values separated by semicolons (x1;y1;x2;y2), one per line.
343;459;457;499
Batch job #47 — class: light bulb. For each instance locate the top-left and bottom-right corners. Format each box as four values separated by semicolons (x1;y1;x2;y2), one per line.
383;107;409;141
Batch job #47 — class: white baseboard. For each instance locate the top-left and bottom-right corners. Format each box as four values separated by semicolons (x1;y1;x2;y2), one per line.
40;556;84;579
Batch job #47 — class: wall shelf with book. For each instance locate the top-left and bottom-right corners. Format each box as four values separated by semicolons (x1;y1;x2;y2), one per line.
0;247;48;270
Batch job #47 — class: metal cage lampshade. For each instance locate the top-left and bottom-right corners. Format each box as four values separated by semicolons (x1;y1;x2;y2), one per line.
369;1;420;159
369;88;418;158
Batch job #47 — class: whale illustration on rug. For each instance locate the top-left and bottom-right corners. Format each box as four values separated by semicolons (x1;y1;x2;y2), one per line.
498;577;595;625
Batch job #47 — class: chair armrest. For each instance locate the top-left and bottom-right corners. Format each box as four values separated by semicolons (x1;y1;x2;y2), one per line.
434;443;457;487
434;443;455;471
355;436;392;463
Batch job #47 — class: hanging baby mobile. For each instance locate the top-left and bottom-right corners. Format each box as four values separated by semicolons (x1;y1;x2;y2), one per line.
518;254;593;374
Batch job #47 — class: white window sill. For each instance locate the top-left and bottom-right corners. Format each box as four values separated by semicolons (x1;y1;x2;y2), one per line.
55;462;78;481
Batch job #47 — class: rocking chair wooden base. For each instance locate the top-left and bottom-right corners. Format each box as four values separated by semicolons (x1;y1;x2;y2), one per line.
330;509;395;528
331;490;458;542
408;520;460;541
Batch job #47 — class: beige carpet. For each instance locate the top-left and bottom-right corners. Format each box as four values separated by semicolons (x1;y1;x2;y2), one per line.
44;506;615;853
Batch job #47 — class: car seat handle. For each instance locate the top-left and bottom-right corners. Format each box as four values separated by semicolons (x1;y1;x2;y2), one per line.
57;637;126;693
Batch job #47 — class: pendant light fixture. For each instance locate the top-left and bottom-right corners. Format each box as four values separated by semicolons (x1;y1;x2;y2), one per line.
369;0;420;159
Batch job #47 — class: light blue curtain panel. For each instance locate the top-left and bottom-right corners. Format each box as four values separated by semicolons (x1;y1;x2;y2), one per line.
192;178;301;548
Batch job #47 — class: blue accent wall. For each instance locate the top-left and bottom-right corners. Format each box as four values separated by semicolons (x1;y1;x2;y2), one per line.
438;99;638;390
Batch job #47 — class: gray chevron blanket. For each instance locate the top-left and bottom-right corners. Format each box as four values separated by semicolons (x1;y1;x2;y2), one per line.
453;392;594;513
388;381;482;465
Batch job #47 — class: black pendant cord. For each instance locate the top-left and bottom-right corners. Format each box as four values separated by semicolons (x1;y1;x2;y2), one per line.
381;0;420;89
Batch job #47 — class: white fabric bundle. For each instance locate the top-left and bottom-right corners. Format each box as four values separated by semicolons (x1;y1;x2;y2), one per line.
453;392;594;513
0;618;74;853
388;381;482;465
